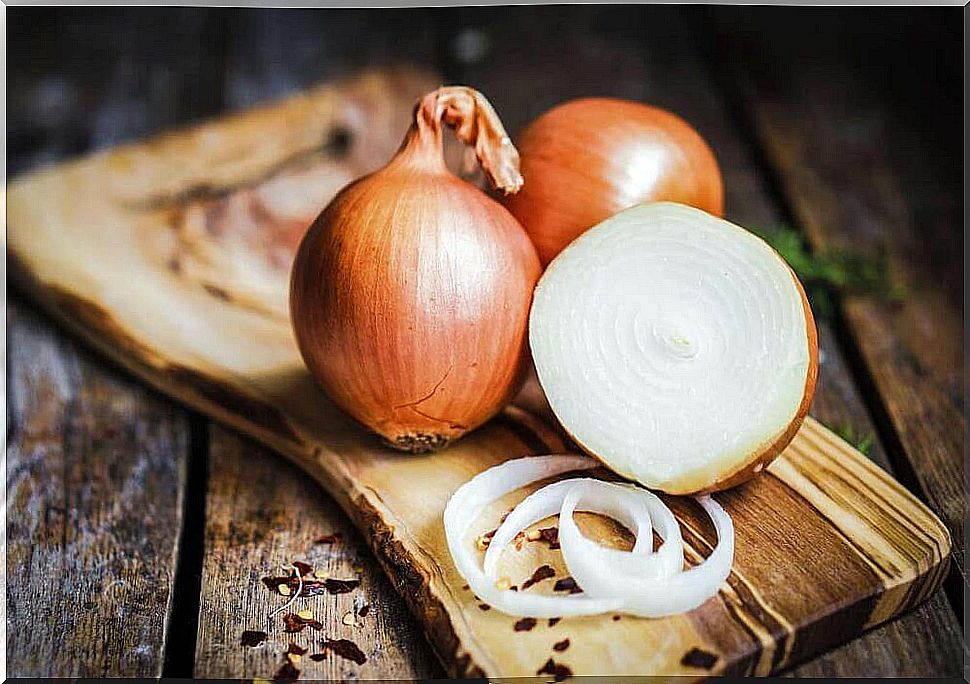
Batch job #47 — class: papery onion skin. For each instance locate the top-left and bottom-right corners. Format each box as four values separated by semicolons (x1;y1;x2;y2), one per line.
502;98;724;265
290;87;541;452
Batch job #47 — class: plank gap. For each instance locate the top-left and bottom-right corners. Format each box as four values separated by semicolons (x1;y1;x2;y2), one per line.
161;416;210;677
683;5;962;623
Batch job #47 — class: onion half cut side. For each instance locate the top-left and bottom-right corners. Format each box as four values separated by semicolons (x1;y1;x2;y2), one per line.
443;455;734;618
529;202;819;494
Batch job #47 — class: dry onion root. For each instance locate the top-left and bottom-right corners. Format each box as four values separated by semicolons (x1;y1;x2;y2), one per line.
443;455;733;618
530;202;818;494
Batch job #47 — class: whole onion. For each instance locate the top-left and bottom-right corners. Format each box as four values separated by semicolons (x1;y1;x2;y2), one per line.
502;98;724;265
290;86;541;452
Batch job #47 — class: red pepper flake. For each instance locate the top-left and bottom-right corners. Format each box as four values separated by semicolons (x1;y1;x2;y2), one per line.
612;614;621;621
681;647;718;669
292;561;314;576
357;603;370;618
514;617;538;632
308;653;327;662
478;603;491;611
537;657;572;682
286;643;308;656
313;532;343;544
282;613;324;633
521;564;556;591
325;638;367;665
538;526;560;550
548;617;561;627
262;576;359;597
462;584;470;591
552;638;570;652
553;577;582;594
241;630;267;647
325;578;360;594
509;585;519;592
273;660;300;682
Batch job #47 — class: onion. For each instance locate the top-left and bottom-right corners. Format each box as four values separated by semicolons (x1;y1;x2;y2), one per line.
529;202;818;494
290;87;541;452
443;455;734;618
443;454;626;617
502;98;724;264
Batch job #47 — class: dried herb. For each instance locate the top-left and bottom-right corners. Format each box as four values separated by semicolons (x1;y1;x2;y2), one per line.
749;225;907;319
553;577;582;594
313;532;343;544
537;657;572;682
514;617;538;632
308;653;327;662
521;564;556;591
272;660;300;682
478;603;491;611
830;421;875;456
509;585;519;592
241;630;267;647
286;643;308;656
681;647;718;669
611;615;621;621
552;638;570;652
548;617;561;627
326;638;367;665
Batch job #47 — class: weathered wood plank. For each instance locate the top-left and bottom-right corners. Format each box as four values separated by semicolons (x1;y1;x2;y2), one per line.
697;7;964;589
191;10;444;679
7;8;225;677
449;5;962;676
5;300;190;677
193;425;443;679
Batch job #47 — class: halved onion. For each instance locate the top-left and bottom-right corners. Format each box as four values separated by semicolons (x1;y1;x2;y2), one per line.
529;202;818;494
443;455;734;618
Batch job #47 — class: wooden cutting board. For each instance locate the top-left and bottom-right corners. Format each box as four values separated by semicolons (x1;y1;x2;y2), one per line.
8;67;951;679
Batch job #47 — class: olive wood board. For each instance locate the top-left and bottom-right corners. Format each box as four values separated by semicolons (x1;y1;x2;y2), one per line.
7;67;951;679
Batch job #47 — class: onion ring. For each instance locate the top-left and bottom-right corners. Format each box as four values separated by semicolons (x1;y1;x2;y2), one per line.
444;455;734;618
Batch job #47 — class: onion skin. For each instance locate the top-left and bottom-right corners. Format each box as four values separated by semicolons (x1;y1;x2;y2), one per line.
290;87;541;452
503;98;724;265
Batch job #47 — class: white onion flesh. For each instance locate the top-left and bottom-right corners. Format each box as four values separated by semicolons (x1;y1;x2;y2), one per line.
529;201;813;494
443;455;734;618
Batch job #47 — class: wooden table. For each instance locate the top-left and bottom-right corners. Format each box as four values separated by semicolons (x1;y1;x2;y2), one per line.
7;6;963;678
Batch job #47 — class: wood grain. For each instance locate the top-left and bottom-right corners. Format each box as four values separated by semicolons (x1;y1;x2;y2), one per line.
6;65;951;678
700;7;965;588
447;5;964;674
6;9;224;677
195;16;446;676
193;425;442;679
6;301;190;677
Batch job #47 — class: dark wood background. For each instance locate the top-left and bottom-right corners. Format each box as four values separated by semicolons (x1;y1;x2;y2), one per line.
7;6;964;678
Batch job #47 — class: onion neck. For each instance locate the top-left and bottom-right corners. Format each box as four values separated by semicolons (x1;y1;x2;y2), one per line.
393;86;523;195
